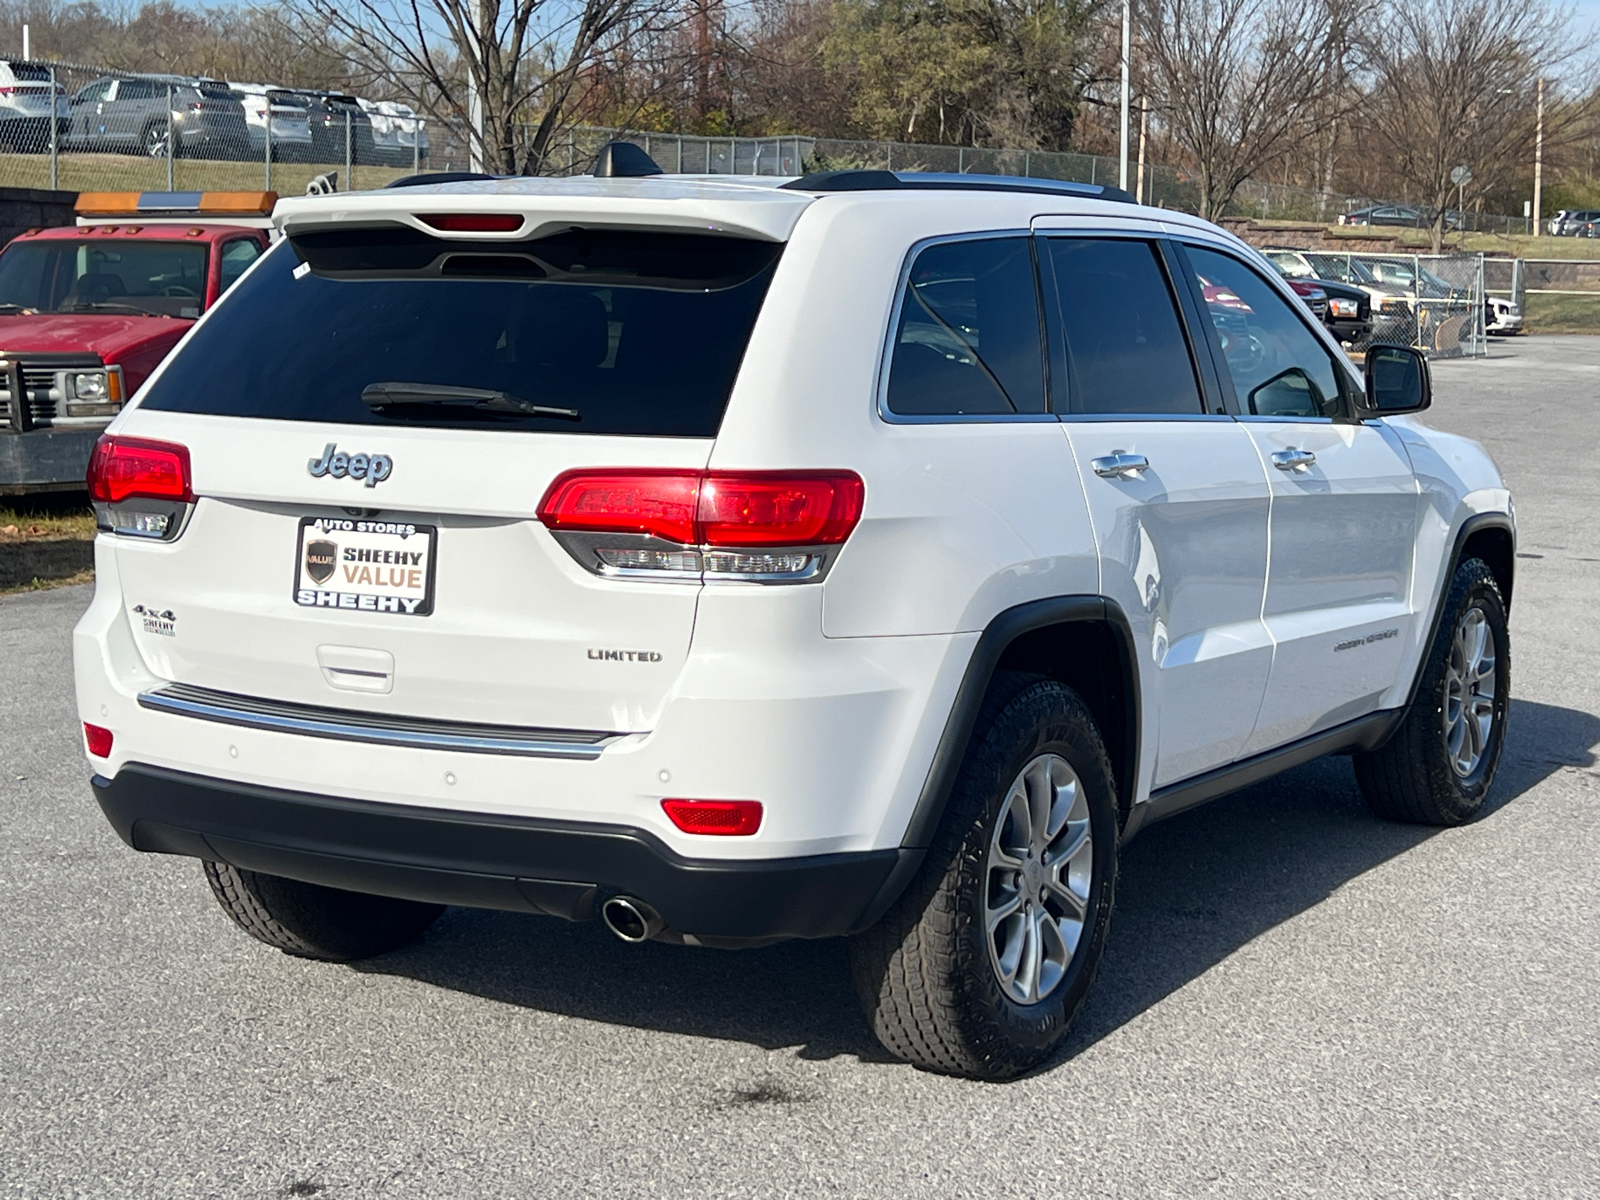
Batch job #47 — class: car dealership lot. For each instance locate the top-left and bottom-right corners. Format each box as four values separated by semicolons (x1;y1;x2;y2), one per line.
3;337;1599;1198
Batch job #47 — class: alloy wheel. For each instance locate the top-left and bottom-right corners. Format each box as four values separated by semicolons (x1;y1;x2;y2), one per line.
983;753;1093;1005
1445;604;1498;777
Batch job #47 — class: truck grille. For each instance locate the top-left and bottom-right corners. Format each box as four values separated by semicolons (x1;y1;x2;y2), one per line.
0;355;101;428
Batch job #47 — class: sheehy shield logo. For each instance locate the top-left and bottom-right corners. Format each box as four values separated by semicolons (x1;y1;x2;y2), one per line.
305;539;338;585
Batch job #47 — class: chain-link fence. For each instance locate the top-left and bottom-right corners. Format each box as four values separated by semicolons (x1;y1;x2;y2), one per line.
0;51;1533;238
1265;247;1487;357
1484;257;1600;333
0;57;429;194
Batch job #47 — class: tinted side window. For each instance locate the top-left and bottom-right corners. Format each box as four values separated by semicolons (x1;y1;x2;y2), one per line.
119;80;156;101
1185;246;1345;419
1043;237;1203;415
885;237;1045;416
217;238;261;295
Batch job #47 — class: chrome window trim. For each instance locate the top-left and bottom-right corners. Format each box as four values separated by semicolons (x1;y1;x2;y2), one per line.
139;682;623;759
875;228;1049;426
1058;411;1233;424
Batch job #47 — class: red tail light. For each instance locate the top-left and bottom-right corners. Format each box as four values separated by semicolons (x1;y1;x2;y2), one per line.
87;436;193;504
661;799;763;836
699;473;864;547
538;470;864;548
418;213;525;233
538;470;701;543
83;723;113;758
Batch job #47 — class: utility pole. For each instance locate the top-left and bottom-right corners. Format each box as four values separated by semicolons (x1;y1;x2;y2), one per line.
1119;0;1131;191
1136;102;1148;204
1533;76;1545;238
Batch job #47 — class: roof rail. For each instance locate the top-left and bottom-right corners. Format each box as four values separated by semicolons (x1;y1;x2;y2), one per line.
779;170;1135;204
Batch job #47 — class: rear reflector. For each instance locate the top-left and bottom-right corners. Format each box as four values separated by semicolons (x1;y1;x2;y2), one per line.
87;436;193;504
417;213;525;233
83;723;113;758
538;469;864;548
661;799;763;836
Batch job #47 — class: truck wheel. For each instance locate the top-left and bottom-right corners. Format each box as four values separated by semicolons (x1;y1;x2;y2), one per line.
850;674;1118;1080
202;861;443;961
1355;557;1510;825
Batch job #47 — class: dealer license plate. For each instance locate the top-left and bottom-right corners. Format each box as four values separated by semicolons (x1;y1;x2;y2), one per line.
293;516;436;616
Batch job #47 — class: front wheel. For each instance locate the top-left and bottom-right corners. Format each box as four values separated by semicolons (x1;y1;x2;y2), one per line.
1355;557;1510;824
202;861;443;961
850;675;1119;1080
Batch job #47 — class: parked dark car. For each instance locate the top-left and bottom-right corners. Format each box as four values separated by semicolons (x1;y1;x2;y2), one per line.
1339;203;1460;231
67;75;249;159
1261;249;1375;346
293;90;377;166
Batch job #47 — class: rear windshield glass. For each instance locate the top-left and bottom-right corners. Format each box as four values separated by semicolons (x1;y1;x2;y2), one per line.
140;226;783;437
0;239;208;317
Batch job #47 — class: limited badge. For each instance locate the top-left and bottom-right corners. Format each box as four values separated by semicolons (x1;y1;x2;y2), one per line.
304;538;338;585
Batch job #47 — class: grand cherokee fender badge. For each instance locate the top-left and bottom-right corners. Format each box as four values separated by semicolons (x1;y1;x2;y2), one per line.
308;443;393;487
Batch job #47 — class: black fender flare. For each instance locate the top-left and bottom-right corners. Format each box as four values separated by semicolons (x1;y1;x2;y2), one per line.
849;596;1140;932
1399;510;1515;713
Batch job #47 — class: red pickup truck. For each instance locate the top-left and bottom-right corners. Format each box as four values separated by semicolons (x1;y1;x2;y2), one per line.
0;190;274;492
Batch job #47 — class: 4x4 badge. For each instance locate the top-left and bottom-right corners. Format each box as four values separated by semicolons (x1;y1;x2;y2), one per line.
308;443;393;487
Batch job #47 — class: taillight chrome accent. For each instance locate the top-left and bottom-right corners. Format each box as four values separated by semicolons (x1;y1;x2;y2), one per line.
538;469;864;584
87;435;195;541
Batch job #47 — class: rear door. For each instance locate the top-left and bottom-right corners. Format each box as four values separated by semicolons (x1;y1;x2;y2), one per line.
1176;242;1419;754
110;222;785;735
1038;232;1273;792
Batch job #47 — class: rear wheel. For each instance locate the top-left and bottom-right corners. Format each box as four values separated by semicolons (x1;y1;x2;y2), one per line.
202;861;443;961
1355;557;1510;825
850;675;1118;1080
143;122;165;157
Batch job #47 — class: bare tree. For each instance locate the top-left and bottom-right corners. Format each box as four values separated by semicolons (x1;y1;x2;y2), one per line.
1139;0;1348;219
291;0;670;173
1363;0;1586;252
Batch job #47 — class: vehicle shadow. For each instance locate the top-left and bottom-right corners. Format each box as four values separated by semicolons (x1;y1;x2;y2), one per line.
353;698;1598;1069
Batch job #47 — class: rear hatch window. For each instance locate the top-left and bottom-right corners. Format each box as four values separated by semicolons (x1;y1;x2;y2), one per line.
140;225;783;437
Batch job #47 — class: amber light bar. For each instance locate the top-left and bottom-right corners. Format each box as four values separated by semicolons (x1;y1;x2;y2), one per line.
75;190;279;217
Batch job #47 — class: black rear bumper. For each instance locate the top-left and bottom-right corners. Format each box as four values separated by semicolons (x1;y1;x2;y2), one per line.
93;765;905;943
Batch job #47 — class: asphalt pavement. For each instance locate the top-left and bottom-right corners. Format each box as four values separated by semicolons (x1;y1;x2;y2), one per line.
3;336;1598;1198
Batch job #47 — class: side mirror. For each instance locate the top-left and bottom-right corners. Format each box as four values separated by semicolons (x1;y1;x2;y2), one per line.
1362;343;1431;416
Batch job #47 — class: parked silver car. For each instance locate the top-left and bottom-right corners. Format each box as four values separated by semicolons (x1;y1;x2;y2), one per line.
0;59;70;152
67;75;250;159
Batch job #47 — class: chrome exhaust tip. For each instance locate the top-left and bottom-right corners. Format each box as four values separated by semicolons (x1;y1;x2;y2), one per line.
601;896;665;944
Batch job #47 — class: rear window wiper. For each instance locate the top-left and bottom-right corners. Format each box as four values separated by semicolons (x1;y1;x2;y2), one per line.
361;381;580;421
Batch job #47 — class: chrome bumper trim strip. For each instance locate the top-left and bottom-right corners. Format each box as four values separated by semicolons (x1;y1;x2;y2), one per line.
138;683;620;759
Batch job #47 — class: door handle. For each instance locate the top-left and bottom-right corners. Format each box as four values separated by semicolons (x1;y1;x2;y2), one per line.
1092;452;1150;479
1271;448;1317;472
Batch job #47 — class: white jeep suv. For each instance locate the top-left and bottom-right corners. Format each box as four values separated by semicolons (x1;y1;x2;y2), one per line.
74;160;1514;1080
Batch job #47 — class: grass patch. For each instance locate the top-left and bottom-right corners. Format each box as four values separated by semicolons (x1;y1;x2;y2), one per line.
0;567;93;596
1523;292;1600;334
0;503;96;542
0;150;422;197
0;495;96;591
